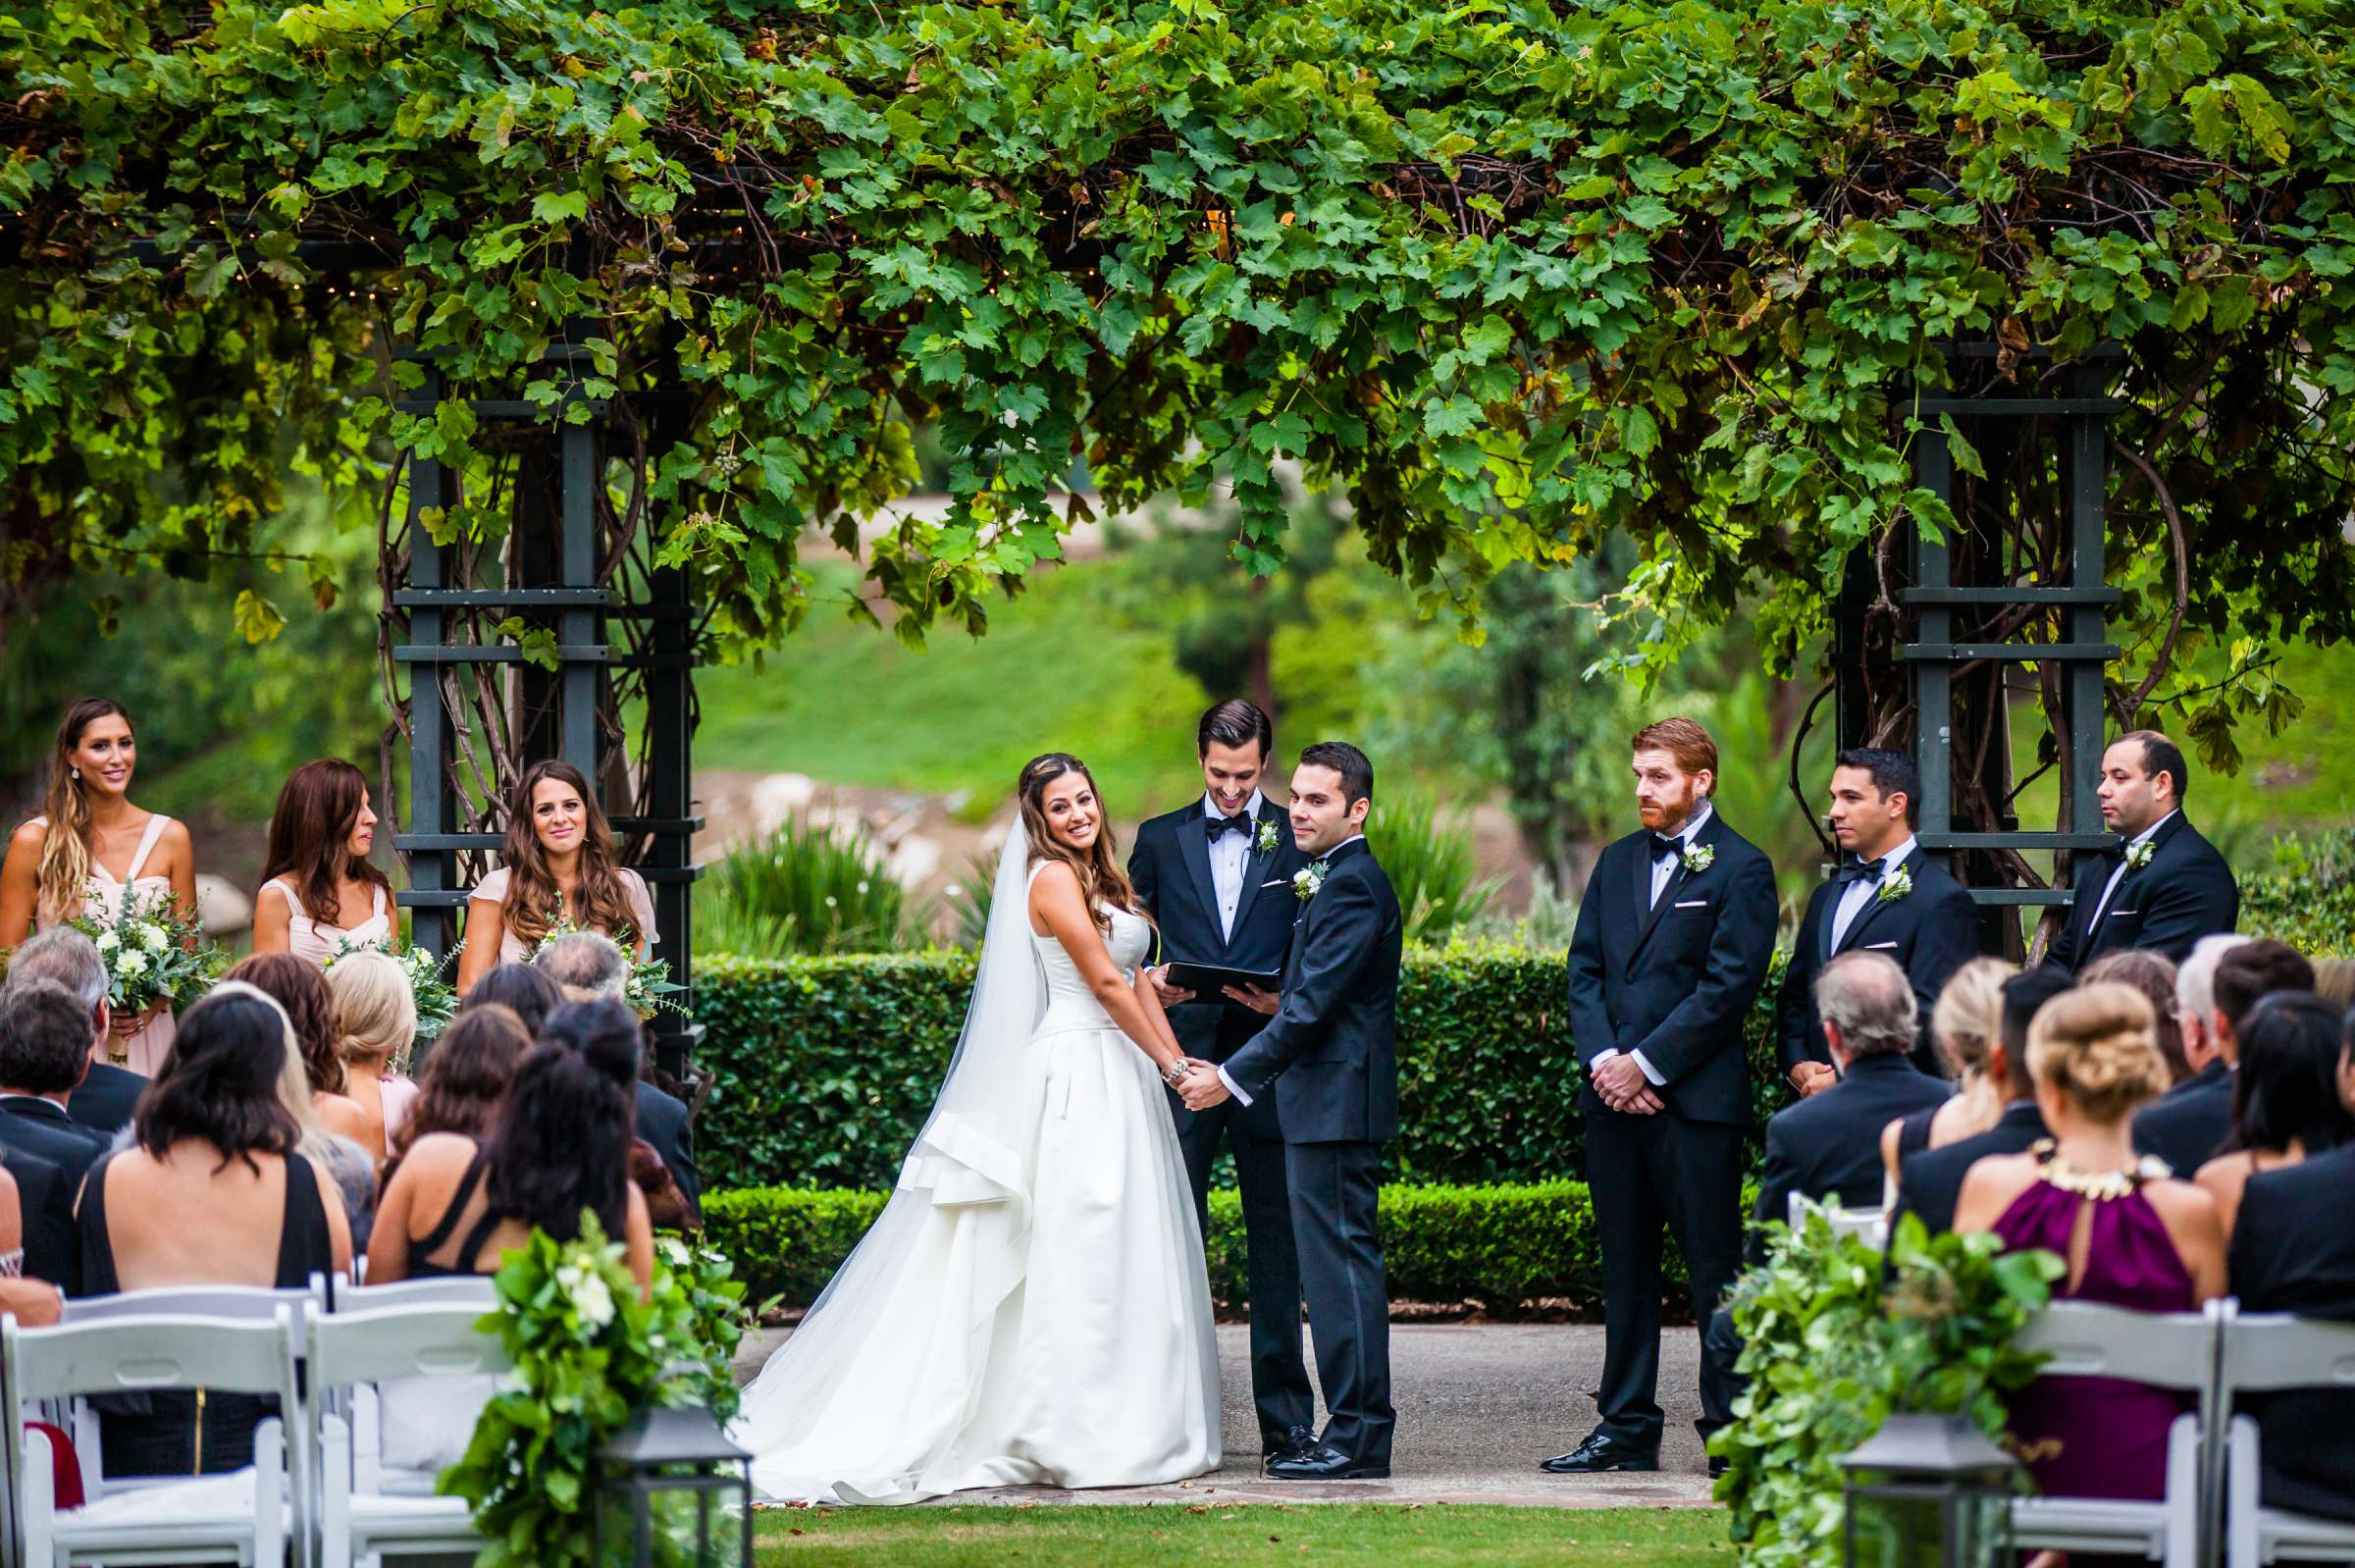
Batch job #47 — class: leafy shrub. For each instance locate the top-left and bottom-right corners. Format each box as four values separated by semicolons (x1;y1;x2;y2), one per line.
694;817;909;956
1712;1208;2062;1568
1364;790;1503;943
704;1178;1755;1315
2240;827;2355;958
690;942;1797;1192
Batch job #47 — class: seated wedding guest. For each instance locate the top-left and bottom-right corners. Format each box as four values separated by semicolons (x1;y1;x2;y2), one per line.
1955;983;2225;1503
1880;957;2016;1195
382;1003;533;1186
454;760;656;992
251;758;393;966
541;1001;698;1231
2194;992;2353;1241
0;979;111;1288
0;1163;62;1324
0;1131;73;1298
2126;933;2247;1168
1896;967;2073;1233
0;927;145;1135
226;952;371;1145
322;949;419;1163
2136;937;2314;1175
2313;958;2355;1012
459;961;561;1038
2083;948;2187;1084
2224;1008;2355;1526
0;698;196;1075
77;983;352;1475
535;936;699;1213
366;1015;654;1290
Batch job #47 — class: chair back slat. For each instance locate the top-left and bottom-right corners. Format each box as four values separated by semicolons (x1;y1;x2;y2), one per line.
336;1278;498;1315
2216;1310;2355;1392
304;1303;509;1390
5;1310;299;1404
2014;1301;2216;1391
62;1282;321;1325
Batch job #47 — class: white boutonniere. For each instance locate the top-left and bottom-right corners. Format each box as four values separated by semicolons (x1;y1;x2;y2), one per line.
2123;840;2155;872
1877;864;1913;905
1293;861;1331;902
1680;842;1715;875
1256;817;1281;856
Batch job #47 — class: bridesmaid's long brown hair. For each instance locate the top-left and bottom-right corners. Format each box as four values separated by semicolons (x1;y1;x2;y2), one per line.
260;759;392;928
33;697;131;924
497;759;635;949
1017;753;1150;936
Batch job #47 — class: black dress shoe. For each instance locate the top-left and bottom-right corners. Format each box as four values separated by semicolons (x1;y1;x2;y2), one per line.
1262;1425;1319;1467
1707;1456;1729;1480
1265;1441;1389;1481
1540;1432;1660;1474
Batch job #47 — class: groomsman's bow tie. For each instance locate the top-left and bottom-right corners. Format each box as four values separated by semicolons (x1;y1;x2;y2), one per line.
1834;857;1888;885
1648;833;1685;861
1208;811;1253;840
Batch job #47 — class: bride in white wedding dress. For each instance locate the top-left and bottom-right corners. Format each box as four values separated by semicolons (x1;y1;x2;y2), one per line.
733;753;1223;1502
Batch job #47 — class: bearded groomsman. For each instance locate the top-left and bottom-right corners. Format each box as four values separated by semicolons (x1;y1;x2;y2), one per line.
1544;718;1777;1476
1776;749;1979;1088
1131;700;1318;1468
2045;730;2239;973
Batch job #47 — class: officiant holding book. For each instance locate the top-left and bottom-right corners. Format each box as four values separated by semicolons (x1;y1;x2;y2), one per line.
1132;699;1318;1467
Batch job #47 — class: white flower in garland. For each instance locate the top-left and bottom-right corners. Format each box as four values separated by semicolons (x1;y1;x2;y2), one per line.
2124;840;2156;872
1294;861;1331;902
1877;864;1914;905
1255;817;1281;856
555;1261;616;1329
1680;842;1716;875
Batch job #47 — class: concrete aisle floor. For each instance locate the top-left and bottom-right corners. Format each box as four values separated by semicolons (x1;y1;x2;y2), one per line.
735;1322;1720;1509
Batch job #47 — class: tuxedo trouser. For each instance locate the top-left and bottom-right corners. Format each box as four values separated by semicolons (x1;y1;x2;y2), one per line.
1285;1138;1393;1465
1168;1008;1315;1444
1585;1107;1745;1451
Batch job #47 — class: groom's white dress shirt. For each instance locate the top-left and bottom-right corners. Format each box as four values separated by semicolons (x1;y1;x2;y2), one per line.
1596;800;1715;1090
1205;789;1266;943
1215;831;1364;1109
2088;810;2176;930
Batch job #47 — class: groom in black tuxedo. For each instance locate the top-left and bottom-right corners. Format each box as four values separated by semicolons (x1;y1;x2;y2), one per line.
2044;730;2238;973
1178;741;1403;1481
1776;748;1978;1086
1546;718;1777;1476
1129;700;1317;1465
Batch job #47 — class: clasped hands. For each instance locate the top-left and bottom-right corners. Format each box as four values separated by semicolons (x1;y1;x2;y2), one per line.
1589;1053;1664;1116
1170;1057;1231;1111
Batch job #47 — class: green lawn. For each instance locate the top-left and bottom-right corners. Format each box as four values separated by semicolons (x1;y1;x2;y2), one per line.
754;1503;1733;1567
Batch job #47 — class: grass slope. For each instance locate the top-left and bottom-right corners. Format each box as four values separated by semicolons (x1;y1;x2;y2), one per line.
754;1503;1733;1567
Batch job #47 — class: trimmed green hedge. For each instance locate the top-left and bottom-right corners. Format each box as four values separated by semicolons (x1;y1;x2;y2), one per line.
691;945;1796;1193
704;1179;1750;1317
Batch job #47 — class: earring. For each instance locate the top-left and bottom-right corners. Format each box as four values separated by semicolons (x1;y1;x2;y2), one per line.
71;768;80;780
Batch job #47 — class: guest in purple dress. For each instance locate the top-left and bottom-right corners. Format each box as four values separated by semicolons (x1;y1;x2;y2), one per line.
1954;982;2226;1503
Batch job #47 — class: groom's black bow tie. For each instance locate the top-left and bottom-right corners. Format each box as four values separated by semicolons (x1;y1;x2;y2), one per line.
1648;833;1685;862
1834;856;1887;886
1208;811;1253;841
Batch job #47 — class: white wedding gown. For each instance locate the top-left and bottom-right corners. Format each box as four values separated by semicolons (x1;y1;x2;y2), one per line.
732;870;1222;1503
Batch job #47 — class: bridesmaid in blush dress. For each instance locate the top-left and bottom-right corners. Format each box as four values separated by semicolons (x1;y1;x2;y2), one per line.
1955;982;2225;1515
453;760;657;995
0;699;197;1076
251;759;395;967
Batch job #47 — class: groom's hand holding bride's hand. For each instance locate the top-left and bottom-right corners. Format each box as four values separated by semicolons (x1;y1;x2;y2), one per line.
1177;1060;1230;1111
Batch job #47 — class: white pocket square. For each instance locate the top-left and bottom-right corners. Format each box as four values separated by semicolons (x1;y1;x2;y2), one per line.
1259;878;1290;888
1674;899;1708;908
1865;941;1899;950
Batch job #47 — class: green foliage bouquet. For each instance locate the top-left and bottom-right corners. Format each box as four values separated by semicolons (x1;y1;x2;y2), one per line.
68;887;221;1018
533;921;687;1022
1711;1206;2063;1568
440;1216;748;1568
323;935;462;1043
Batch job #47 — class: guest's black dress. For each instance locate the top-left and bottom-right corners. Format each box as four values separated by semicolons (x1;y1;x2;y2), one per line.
78;1149;338;1476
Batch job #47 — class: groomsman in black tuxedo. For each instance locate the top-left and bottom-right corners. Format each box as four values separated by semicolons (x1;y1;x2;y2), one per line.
1129;700;1317;1466
1544;718;1778;1476
1777;749;1979;1087
2045;730;2238;973
1178;741;1403;1481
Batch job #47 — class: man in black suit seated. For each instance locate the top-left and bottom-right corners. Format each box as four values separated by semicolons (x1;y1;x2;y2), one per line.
2045;730;2238;974
1131;700;1316;1467
2226;1008;2355;1525
0;977;113;1293
1896;967;2074;1234
538;932;702;1215
1700;951;1957;1460
2134;937;2314;1176
1544;717;1779;1476
1777;749;1979;1089
1;926;146;1136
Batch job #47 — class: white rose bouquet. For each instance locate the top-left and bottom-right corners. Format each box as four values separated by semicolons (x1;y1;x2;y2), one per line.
322;935;463;1041
532;919;685;1021
67;887;222;1019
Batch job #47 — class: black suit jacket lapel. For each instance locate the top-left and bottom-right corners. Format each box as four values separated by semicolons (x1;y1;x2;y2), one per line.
1632;814;1716;962
1178;810;1223;947
1229;800;1280;940
1833;846;1919;955
2095;813;2192;940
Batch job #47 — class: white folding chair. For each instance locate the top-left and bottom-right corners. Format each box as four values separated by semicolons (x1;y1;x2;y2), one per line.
2216;1302;2355;1567
3;1308;304;1568
2008;1299;2217;1568
1787;1192;1890;1250
332;1278;497;1315
303;1301;511;1568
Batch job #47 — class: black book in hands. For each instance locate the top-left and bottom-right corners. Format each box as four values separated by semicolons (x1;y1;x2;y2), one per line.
1163;962;1282;997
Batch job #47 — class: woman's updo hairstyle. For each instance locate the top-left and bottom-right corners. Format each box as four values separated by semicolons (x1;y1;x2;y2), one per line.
322;948;418;1074
2026;981;2171;1123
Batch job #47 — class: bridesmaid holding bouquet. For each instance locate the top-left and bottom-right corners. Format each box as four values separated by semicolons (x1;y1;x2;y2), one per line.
454;760;657;993
252;759;394;966
0;699;199;1075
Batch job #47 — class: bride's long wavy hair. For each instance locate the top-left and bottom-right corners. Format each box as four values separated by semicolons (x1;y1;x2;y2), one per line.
1017;754;1150;936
